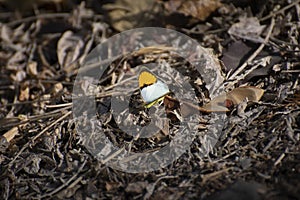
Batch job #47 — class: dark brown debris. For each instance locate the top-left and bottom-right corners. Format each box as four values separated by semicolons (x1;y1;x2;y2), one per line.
0;0;300;199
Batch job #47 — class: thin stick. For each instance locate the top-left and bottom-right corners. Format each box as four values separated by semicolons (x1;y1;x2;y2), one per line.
45;102;72;108
201;167;234;183
0;106;72;130
7;13;103;27
228;57;271;86
7;13;70;26
260;0;300;21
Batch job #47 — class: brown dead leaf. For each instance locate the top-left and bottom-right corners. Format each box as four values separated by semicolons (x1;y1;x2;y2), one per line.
105;182;121;191
56;183;81;199
125;181;148;193
163;0;222;21
19;86;30;101
180;100;209;117
202;86;264;112
3;127;19;142
103;0;159;31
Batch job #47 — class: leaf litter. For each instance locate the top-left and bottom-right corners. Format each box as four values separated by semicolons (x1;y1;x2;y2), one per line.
0;0;300;199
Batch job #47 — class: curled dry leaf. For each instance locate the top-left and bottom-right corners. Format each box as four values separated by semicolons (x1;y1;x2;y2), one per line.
7;51;27;71
0;24;26;44
52;83;63;95
163;0;222;21
0;24;13;43
202;86;264;112
11;70;26;82
27;61;38;77
57;31;84;68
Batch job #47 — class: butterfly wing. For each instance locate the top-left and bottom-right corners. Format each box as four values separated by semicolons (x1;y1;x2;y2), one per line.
139;70;157;88
141;80;170;103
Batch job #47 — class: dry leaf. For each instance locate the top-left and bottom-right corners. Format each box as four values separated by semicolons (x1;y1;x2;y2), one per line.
125;181;148;193
19;86;30;101
103;0;159;31
3;127;19;142
228;17;266;43
52;82;63;95
222;41;252;72
202;86;264;112
7;51;27;71
164;0;222;21
11;70;26;82
0;24;13;43
27;61;38;77
180;100;209;117
57;31;84;68
105;182;121;191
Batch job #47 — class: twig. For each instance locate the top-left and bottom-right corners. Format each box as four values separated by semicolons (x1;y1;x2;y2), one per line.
260;0;300;21
227;18;275;81
101;146;125;164
0;105;72;130
262;136;278;153
212;145;250;163
35;110;72;141
45;102;72;108
228;56;271;86
3;96;60;107
7;13;70;27
274;152;285;166
201;167;235;183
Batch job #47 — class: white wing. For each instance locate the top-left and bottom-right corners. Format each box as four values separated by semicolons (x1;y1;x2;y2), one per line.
141;80;169;103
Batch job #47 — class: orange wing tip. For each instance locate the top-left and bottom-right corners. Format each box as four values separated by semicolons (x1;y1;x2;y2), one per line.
138;70;157;88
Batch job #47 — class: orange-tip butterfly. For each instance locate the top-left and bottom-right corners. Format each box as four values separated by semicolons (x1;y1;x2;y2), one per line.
138;68;170;108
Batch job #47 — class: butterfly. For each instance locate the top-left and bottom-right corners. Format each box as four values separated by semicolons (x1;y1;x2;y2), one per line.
138;68;170;108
